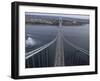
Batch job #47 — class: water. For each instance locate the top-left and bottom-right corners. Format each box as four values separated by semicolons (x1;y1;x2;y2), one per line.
25;24;58;52
63;24;89;51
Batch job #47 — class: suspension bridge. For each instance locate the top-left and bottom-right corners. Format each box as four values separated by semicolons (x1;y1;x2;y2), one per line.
25;17;89;68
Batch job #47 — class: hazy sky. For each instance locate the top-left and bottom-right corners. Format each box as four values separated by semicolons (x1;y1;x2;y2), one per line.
26;12;89;19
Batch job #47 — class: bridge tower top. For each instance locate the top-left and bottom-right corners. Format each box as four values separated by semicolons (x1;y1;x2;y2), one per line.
59;17;63;28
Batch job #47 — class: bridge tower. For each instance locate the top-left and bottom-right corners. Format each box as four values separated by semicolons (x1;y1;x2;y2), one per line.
54;17;65;66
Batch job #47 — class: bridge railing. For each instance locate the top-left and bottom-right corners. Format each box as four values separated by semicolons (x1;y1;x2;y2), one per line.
62;33;89;55
26;36;57;60
25;36;57;68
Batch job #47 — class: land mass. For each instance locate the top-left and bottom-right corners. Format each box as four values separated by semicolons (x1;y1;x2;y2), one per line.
25;15;89;26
